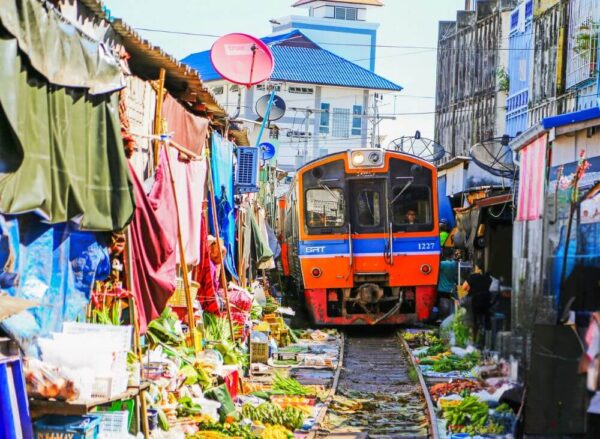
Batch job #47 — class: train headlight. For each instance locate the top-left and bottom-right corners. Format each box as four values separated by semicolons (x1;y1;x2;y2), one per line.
420;264;432;275
351;152;365;166
311;267;322;278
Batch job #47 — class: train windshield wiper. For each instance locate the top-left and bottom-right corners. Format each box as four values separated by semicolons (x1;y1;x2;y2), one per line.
319;181;340;202
390;180;413;205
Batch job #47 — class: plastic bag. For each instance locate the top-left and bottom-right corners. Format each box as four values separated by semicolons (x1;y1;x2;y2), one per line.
24;358;81;401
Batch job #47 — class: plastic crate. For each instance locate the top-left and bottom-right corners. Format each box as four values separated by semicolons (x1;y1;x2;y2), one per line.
61;323;132;352
34;415;101;439
92;373;129;399
169;278;200;307
250;341;269;364
97;411;129;436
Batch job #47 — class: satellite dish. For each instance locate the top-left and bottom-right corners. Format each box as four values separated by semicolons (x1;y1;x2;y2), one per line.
210;33;274;86
259;142;276;160
389;133;446;162
469;136;517;179
256;94;286;121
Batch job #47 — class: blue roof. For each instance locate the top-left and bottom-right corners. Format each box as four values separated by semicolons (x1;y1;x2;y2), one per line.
542;106;600;129
182;30;402;91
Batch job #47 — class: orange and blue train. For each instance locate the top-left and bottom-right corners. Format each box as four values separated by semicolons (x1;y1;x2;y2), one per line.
278;149;440;325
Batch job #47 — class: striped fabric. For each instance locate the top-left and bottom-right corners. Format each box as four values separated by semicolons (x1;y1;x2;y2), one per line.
517;134;548;221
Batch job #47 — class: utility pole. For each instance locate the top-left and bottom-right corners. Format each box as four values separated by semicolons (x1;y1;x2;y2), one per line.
367;93;395;148
290;106;327;167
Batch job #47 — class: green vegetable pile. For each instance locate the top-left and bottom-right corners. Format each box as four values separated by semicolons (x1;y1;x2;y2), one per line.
241;403;305;431
194;421;255;438
451;308;471;348
417;343;446;358
442;395;489;430
272;372;310;396
402;331;441;347
146;307;184;347
420;352;480;372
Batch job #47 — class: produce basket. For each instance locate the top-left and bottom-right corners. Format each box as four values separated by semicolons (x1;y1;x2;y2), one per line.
168;278;200;307
97;411;129;435
92;373;129;399
34;415;101;439
250;341;269;364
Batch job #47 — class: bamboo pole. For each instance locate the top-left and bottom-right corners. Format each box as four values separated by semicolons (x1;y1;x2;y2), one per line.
152;68;166;169
162;143;198;351
123;228;150;437
205;147;236;342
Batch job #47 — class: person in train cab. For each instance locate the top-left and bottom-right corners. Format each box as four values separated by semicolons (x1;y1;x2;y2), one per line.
405;209;417;224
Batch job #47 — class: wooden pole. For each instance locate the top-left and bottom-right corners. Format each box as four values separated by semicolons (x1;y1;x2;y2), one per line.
162;143;198;351
123;228;150;437
205;149;236;342
152;68;166;169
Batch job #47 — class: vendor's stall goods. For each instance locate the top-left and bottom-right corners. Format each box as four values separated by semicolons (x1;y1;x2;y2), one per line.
272;372;310;396
429;380;483;402
241;403;305;431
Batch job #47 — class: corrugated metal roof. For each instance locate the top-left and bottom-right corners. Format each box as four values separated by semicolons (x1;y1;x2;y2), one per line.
183;30;402;91
78;0;227;119
293;0;383;6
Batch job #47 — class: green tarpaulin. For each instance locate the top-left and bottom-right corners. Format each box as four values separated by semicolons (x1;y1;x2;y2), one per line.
0;23;134;231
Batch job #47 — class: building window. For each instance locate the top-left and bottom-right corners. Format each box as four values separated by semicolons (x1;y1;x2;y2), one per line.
332;108;350;138
334;6;358;21
230;85;240;92
256;84;281;92
320;103;330;134
212;86;224;95
288;86;314;94
352;105;362;136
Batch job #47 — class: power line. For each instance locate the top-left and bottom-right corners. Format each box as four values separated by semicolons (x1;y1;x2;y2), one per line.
135;27;537;52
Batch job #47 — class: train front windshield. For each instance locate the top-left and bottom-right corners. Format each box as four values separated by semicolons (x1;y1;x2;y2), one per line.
302;157;434;234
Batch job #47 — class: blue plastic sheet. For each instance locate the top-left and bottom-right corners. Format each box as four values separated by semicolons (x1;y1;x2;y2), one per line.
437;176;456;228
211;133;238;279
0;215;110;355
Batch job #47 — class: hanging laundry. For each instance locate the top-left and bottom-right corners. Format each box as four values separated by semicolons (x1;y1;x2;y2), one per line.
162;94;209;266
0;14;134;231
128;150;178;333
211;133;238;278
249;207;274;268
196;220;223;315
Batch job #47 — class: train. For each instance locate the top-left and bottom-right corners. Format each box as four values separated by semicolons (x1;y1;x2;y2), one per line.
278;148;441;325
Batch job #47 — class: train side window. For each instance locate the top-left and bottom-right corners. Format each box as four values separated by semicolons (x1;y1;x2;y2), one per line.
391;185;432;229
305;188;345;228
357;190;381;227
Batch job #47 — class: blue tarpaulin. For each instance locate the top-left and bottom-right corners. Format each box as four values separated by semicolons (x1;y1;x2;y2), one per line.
210;134;238;279
437;176;456;228
0;215;110;355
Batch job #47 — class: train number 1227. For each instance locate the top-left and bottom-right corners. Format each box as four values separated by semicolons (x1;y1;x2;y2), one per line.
417;242;436;250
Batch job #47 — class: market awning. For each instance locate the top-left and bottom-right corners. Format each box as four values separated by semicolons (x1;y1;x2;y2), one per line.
0;0;124;94
474;193;513;208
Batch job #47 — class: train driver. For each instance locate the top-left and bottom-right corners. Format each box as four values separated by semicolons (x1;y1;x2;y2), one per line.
405;209;417;224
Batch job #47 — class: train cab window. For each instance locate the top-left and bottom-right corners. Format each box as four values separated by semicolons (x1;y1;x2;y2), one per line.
357;190;381;227
391;185;432;231
305;188;345;229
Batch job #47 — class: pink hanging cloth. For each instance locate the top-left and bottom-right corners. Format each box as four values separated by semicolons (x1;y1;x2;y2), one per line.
128;149;178;333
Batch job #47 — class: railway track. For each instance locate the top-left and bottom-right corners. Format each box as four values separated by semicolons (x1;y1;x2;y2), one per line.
317;331;434;439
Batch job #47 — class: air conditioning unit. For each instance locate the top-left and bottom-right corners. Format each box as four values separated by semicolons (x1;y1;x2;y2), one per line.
235;147;259;194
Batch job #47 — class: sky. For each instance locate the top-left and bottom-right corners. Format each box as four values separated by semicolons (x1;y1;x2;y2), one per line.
102;0;467;142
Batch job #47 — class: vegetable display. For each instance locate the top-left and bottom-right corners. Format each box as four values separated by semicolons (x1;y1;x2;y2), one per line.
429;380;482;402
241;403;306;431
272;372;310;396
442;395;489;430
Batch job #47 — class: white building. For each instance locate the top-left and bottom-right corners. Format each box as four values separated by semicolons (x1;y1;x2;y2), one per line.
183;1;402;172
